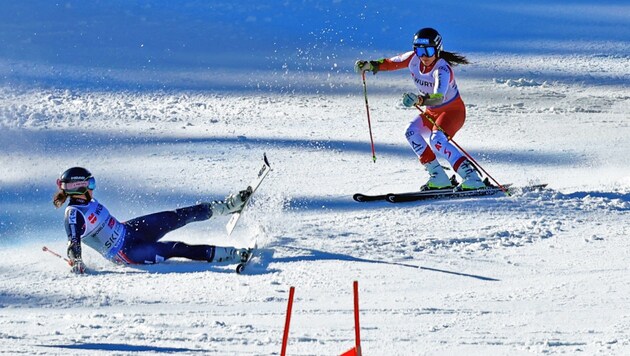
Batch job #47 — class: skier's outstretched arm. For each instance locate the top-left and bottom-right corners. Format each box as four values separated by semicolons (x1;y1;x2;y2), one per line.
65;208;86;274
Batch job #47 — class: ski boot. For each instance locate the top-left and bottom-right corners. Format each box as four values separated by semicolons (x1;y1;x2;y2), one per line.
210;246;251;264
235;247;255;274
210;188;252;216
421;160;456;191
455;160;486;191
237;248;253;263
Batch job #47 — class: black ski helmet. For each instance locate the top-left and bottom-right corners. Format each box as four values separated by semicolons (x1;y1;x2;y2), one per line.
57;167;95;195
413;28;443;54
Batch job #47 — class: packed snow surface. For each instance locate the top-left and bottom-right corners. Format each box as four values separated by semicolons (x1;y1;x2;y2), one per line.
1;1;629;355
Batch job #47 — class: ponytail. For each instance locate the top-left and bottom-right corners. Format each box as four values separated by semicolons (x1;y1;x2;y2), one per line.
440;51;469;66
53;190;68;208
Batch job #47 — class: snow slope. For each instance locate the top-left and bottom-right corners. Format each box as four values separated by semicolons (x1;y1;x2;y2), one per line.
1;1;629;355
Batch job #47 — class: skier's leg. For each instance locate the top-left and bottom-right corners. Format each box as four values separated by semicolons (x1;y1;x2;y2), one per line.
429;130;464;167
427;110;465;166
124;204;212;243
427;110;484;190
405;115;436;164
428;108;465;138
405;115;452;190
123;241;249;264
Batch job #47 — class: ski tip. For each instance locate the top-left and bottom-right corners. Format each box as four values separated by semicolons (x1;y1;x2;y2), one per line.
263;153;271;168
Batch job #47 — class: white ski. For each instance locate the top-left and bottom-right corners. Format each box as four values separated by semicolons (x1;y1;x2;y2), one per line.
226;154;271;236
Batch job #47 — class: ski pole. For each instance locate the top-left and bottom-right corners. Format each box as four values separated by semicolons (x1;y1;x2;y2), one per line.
42;246;72;266
415;104;509;195
361;71;377;163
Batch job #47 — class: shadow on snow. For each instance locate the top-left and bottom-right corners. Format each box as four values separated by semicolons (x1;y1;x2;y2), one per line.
63;245;499;281
271;246;500;282
0;129;598;241
39;343;209;353
1;128;583;164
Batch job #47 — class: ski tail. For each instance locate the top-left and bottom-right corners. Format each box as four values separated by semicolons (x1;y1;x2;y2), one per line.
353;193;389;202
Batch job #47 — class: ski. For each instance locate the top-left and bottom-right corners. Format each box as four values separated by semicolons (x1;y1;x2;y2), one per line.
226;154;271;236
386;183;547;203
354;183;547;204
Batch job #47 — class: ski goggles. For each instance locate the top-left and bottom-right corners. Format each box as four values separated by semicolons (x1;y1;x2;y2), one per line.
414;46;437;57
57;177;95;194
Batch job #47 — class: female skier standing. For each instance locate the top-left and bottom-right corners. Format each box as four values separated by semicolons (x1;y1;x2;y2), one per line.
54;167;252;274
355;27;485;191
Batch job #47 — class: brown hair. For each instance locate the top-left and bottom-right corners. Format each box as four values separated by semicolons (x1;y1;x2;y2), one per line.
53;190;68;208
440;51;470;66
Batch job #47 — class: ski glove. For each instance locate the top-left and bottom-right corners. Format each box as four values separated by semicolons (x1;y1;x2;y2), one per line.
402;92;431;107
354;60;380;74
403;92;419;107
70;258;86;274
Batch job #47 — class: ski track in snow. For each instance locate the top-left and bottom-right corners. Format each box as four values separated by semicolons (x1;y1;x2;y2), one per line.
1;17;630;356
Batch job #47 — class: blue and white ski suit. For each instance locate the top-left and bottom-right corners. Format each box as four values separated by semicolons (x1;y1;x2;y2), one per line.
64;197;217;264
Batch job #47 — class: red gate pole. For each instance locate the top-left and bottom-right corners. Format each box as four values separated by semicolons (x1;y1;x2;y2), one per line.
281;286;295;356
353;281;362;356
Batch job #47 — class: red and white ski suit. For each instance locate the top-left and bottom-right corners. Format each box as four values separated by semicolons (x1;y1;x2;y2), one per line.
379;51;468;170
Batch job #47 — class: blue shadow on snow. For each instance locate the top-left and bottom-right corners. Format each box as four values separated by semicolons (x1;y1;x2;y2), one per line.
0;129;590;242
39;343;209;353
273;246;500;282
